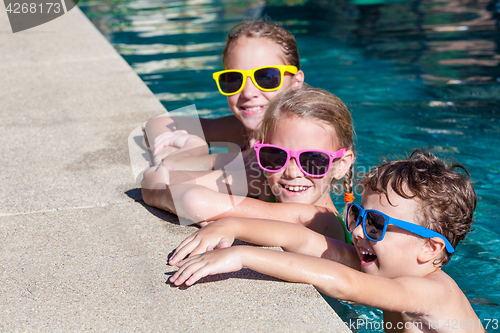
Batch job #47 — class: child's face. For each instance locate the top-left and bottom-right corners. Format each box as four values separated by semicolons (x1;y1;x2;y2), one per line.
352;188;427;279
264;115;342;206
225;36;304;131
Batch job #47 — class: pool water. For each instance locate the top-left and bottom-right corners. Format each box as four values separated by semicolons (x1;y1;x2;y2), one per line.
80;0;500;331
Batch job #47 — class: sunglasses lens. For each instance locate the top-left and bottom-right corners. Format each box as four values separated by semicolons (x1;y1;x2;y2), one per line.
365;211;386;240
299;151;330;176
258;147;288;171
347;204;360;232
254;67;282;90
218;72;243;94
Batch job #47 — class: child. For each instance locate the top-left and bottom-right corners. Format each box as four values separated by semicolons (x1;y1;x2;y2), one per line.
143;87;355;241
142;20;304;168
169;150;485;332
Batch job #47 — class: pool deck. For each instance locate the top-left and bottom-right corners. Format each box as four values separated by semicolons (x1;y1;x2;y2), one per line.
0;5;351;332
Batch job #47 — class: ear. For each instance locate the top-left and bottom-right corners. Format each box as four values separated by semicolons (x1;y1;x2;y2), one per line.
292;70;304;89
334;149;354;179
417;237;446;264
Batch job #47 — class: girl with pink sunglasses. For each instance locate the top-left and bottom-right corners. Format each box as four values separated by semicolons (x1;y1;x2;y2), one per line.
144;86;355;242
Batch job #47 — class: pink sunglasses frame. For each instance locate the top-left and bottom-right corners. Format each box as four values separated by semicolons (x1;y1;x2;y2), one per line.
253;141;346;177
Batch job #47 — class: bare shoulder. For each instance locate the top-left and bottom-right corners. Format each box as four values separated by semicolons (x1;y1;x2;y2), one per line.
418;270;484;332
426;269;465;296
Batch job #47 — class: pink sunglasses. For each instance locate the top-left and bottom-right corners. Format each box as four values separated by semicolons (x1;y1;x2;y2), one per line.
254;141;346;177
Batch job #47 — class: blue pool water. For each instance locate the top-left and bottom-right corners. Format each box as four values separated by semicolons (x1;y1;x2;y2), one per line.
80;0;500;331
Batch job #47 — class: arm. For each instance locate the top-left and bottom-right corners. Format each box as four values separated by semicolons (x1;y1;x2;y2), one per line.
171;184;346;238
146;116;249;170
142;164;346;241
141;162;260;211
169;217;359;269
144;115;247;149
152;130;211;168
156;134;255;173
170;247;466;318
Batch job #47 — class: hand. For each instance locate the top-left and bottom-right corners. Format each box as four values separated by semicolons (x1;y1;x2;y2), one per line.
152;130;189;166
153;130;210;167
169;220;235;266
154;130;197;155
169;247;244;286
153;146;179;166
141;162;171;189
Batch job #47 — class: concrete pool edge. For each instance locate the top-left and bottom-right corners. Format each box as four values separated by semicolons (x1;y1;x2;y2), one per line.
0;5;351;332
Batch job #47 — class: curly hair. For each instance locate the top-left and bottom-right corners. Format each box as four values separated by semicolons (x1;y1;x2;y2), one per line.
222;20;300;69
361;149;477;266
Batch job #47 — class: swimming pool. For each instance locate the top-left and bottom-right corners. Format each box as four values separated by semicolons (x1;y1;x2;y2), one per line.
80;0;500;331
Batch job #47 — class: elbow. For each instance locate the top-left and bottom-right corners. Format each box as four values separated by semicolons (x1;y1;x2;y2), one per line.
141;187;154;207
173;186;214;223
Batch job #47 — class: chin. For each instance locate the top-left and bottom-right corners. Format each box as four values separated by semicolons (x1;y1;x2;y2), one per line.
241;117;263;131
279;196;311;205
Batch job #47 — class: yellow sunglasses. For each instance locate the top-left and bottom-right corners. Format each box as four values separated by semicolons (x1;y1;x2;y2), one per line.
212;65;298;96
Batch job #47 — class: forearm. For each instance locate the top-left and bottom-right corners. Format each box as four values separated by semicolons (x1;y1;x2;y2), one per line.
219;218;323;254
240;246;353;300
224;218;359;268
144;115;176;145
163;154;212;171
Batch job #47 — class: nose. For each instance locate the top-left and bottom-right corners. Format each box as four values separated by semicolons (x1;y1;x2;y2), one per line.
352;221;365;241
240;74;260;98
283;157;303;178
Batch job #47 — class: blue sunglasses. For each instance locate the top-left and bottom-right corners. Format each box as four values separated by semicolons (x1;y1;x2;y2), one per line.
345;202;455;253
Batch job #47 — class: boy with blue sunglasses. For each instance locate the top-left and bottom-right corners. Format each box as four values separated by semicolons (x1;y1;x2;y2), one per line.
169;150;484;332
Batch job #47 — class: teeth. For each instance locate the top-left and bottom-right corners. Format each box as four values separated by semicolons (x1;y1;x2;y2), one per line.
283;185;309;192
244;106;262;112
361;249;374;255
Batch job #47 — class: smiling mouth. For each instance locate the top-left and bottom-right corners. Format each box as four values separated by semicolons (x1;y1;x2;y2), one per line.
240;106;264;115
280;184;311;193
361;249;377;264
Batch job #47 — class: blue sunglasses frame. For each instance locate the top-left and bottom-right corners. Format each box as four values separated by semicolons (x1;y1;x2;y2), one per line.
345;202;455;253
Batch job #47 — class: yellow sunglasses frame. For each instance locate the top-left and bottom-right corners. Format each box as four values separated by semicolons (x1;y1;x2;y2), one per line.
212;65;298;96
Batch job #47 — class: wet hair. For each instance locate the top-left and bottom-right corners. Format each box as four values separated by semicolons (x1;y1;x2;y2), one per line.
255;86;355;196
222;20;300;69
361;149;477;266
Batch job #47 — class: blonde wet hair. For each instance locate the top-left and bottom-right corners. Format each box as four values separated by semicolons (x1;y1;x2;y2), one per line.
222;20;300;69
254;86;355;196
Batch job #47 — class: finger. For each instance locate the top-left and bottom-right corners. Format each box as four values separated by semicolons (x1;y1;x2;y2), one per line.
190;241;217;257
173;238;214;265
169;235;197;265
154;132;185;154
176;252;203;267
154;130;187;146
174;260;211;286
215;239;231;249
170;257;205;285
170;240;201;266
170;255;199;281
153;137;177;155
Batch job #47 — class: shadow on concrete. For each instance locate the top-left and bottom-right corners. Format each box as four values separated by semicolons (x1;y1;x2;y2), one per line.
125;187;180;225
165;268;282;290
